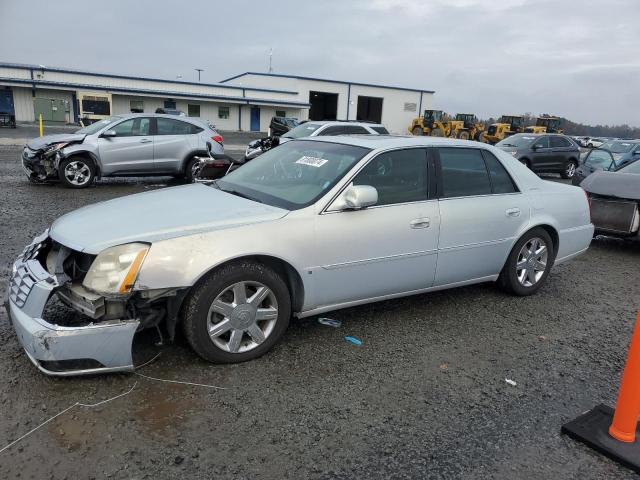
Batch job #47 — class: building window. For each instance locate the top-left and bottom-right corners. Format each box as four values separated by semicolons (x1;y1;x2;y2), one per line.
276;110;286;117
188;104;200;117
219;106;230;119
164;100;176;109
130;100;144;113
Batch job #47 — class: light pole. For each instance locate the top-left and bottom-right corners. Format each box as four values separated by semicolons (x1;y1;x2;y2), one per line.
194;68;204;82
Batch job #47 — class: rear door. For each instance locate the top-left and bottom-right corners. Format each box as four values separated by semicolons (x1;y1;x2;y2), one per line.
549;135;575;169
97;117;154;174
435;147;529;285
153;117;202;173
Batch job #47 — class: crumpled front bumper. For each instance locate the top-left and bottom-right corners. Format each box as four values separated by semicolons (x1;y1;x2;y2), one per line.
4;233;140;376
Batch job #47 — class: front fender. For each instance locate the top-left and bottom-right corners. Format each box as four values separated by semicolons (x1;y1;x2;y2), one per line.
60;145;101;175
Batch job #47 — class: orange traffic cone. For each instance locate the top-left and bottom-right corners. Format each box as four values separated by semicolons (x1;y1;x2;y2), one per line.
562;310;640;474
609;311;640;442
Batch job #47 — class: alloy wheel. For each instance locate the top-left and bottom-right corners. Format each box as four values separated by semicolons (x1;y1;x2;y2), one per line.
207;281;279;353
565;162;576;178
63;160;91;186
515;237;548;287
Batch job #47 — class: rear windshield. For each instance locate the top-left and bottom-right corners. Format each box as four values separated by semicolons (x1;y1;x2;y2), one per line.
371;126;389;134
600;141;637;154
281;123;322;139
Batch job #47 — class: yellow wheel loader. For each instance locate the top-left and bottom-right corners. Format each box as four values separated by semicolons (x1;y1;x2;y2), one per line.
524;116;563;134
483;115;525;144
454;113;486;141
409;110;449;136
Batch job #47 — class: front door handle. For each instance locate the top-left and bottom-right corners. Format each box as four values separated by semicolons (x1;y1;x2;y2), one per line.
140;138;152;143
506;208;521;217
410;217;430;229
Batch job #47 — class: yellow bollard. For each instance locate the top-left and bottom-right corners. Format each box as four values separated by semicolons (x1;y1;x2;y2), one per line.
39;113;43;137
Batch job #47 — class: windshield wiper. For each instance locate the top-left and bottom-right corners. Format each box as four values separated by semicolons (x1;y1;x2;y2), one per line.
220;187;263;203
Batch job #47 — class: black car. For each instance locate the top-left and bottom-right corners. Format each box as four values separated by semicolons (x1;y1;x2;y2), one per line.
496;133;581;179
268;116;299;136
580;160;640;239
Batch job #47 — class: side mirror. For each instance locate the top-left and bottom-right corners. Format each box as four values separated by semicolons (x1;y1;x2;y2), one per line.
343;185;378;210
101;129;116;138
206;141;212;153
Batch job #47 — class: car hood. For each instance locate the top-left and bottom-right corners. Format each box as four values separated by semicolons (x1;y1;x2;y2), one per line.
581;170;640;200
26;133;86;151
50;184;289;254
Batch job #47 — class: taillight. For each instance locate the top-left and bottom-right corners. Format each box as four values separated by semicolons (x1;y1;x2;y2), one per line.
212;135;224;145
585;190;592;221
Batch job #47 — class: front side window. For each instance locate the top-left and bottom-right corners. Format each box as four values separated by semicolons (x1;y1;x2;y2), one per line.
217;140;370;210
585;150;615;170
532;136;549;149
439;148;492;198
130;100;144;113
156;118;197;135
353;149;428;206
218;106;230;119
188;104;200;117
111;117;150;137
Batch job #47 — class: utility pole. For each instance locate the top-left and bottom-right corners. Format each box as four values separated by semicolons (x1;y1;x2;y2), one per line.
268;48;273;73
194;68;204;82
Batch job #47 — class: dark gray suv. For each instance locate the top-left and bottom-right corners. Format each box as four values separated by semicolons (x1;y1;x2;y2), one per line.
496;133;580;179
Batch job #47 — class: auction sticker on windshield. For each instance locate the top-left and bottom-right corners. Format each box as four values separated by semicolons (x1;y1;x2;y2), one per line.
296;156;328;167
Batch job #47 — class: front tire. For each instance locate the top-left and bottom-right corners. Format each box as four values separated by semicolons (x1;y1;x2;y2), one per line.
412;126;423;136
58;156;95;188
430;127;443;137
498;228;555;296
182;261;291;363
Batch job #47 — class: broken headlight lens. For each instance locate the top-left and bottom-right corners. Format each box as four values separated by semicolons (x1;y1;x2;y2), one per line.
82;243;149;295
44;143;69;155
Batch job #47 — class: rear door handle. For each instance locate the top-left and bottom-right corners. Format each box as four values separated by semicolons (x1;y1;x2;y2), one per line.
506;208;521;217
410;217;430;229
140;138;152;143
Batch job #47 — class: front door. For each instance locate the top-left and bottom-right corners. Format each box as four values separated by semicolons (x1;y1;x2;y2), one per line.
530;135;553;170
434;147;530;285
98;117;154;174
250;107;260;131
313;148;440;308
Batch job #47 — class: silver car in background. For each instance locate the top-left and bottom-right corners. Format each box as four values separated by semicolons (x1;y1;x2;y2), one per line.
6;136;593;376
21;113;224;188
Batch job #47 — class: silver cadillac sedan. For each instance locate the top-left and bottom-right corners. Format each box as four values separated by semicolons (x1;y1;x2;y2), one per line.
6;136;594;376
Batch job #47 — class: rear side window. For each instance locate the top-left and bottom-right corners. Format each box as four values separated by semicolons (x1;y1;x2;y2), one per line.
550;136;571;148
342;125;370;134
318;125;346;136
353;148;428;206
156;118;202;135
532;137;549;149
371;126;389;134
482;151;518;194
438;148;492;198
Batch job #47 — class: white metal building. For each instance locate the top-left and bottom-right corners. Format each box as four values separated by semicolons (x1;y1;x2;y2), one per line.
0;63;434;133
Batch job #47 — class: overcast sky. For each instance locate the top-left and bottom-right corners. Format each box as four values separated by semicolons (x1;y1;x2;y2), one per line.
1;0;638;126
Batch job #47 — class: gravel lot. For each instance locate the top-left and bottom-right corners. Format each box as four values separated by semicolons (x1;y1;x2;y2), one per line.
0;143;639;479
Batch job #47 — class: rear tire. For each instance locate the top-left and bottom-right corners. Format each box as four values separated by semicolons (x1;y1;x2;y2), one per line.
561;160;577;179
184;157;201;183
458;131;470;140
182;261;291;363
58;156;95;189
498;228;555;296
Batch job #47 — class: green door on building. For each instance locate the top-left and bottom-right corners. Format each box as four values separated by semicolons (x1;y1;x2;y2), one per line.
33;98;67;122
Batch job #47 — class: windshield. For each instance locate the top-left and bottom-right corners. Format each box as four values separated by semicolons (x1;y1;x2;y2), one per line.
496;134;536;148
217;140;370;210
281;123;322;139
585;150;615;170
600;141;636;154
619;160;640;174
75;117;121;135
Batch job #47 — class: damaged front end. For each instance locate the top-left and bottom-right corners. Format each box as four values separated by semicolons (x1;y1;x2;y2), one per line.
4;231;185;376
22;143;69;183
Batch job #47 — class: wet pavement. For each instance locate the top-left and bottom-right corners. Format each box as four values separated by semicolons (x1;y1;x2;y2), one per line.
0;144;639;479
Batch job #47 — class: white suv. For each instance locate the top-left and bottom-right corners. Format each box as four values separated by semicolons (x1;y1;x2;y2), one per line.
278;121;388;144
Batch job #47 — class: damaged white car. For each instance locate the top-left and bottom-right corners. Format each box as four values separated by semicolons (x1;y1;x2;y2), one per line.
5;136;594;376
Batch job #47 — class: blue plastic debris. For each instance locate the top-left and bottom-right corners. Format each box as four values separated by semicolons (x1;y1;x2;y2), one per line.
344;336;363;346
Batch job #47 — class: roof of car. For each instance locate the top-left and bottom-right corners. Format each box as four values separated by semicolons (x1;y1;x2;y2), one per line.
306;120;385;127
300;135;491;149
115;112;213;127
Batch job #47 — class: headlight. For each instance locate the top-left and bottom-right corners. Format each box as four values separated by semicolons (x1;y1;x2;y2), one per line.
44;143;69;155
82;243;149;295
